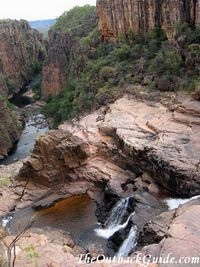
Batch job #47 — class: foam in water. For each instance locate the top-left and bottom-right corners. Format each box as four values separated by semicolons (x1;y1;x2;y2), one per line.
116;225;138;258
105;198;129;228
1;216;13;228
95;197;135;239
95;211;135;239
165;195;200;210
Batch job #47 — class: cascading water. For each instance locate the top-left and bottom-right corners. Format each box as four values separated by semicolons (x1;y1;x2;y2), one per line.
164;195;200;210
105;198;129;228
1;215;13;229
95;197;135;239
116;225;138;258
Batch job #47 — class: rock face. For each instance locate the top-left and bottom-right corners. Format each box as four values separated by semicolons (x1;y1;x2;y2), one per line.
0;19;45;158
97;0;200;41
19;93;200;197
2;228;82;267
41;13;97;97
0;101;23;159
0;19;45;97
137;199;200;267
41;31;77;98
1;93;200;266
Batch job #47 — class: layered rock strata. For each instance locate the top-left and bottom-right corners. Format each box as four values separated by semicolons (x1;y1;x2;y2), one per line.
0;93;200;265
41;13;97;97
0;19;45;158
97;0;200;41
0;19;45;97
19;93;200;197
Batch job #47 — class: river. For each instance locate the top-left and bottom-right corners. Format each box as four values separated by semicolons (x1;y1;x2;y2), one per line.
1;109;48;165
0;78;49;165
0;80;107;254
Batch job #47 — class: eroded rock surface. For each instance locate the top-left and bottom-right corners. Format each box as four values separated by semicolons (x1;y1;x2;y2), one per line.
18;94;200;198
0;94;197;218
41;13;97;97
0;20;45;97
1;94;200;266
0;19;46;158
97;0;200;41
137;199;200;267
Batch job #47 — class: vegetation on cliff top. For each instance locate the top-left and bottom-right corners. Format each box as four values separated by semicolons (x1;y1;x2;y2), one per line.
52;5;96;35
43;6;200;126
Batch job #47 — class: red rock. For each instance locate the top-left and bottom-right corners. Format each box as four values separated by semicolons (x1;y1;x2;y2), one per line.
17;95;200;202
0;20;45;97
97;0;200;42
139;201;200;267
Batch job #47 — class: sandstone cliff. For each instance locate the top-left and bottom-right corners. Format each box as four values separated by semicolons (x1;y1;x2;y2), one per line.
41;30;78;98
0;19;45;97
0;19;45;158
41;7;97;97
97;0;200;41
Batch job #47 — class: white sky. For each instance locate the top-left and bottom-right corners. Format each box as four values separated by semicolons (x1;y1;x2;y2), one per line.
0;0;96;21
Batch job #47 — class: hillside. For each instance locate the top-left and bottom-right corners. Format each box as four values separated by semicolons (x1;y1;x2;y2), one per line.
42;5;200;126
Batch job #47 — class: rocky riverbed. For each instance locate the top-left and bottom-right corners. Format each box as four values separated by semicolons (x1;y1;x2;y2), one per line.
0;91;200;266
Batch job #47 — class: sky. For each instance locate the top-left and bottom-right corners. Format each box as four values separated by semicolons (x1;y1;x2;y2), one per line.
0;0;96;21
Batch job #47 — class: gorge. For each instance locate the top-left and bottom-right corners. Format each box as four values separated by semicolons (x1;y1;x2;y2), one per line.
0;19;46;160
0;1;200;267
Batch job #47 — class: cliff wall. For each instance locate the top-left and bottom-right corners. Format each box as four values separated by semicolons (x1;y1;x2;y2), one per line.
41;8;97;98
41;31;78;98
0;19;45;158
0;99;22;159
96;0;200;41
0;19;45;97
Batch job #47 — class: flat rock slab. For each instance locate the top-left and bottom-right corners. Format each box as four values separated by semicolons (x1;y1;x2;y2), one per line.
100;97;200;196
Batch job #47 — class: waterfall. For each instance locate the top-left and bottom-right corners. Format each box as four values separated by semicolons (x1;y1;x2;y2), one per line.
1;215;12;228
165;195;200;210
116;225;138;258
105;198;129;228
95;197;135;239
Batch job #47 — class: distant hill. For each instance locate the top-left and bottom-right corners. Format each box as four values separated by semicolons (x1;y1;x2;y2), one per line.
29;19;56;36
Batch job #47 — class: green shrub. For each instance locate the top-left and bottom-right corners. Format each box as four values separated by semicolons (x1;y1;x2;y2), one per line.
4;76;16;92
99;66;117;81
30;75;42;100
0;94;14;109
29;61;42;75
130;44;142;60
149;49;184;76
52;5;96;35
43;17;200;125
175;23;200;46
113;44;131;61
148;80;157;90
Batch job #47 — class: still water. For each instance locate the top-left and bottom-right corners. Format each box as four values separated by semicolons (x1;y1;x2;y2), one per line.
8;194;106;251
